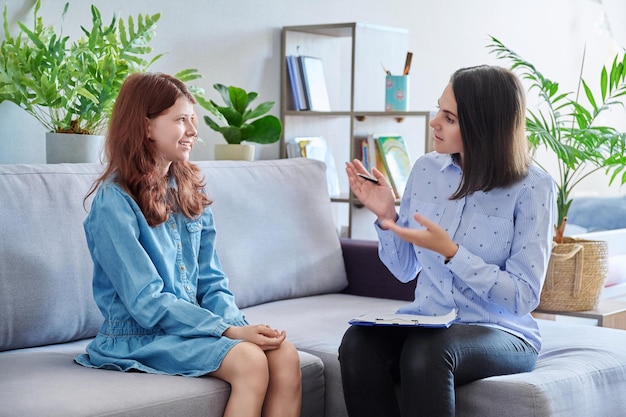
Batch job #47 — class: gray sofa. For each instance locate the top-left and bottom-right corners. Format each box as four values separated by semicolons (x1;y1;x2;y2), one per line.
2;158;626;417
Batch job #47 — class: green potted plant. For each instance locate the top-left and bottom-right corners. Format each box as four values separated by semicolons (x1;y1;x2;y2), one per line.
487;36;626;242
0;0;199;163
488;36;626;311
195;83;282;160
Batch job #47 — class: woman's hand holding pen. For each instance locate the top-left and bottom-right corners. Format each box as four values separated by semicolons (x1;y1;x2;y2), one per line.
224;324;286;351
346;159;397;224
381;213;459;260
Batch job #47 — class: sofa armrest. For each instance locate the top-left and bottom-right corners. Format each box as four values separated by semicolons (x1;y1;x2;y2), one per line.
340;238;416;301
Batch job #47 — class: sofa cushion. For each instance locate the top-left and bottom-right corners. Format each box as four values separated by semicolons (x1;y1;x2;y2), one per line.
457;319;626;416
244;293;405;417
0;163;104;351
244;293;626;417
568;196;626;232
0;339;325;417
195;159;347;308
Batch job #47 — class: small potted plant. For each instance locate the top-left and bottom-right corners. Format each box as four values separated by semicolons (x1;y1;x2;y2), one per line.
195;83;282;160
488;35;626;311
0;0;199;163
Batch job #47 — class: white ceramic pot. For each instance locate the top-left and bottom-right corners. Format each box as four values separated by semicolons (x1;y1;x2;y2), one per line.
46;132;105;164
214;143;255;161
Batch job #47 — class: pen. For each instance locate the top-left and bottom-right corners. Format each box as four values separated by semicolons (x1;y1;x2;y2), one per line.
357;173;379;184
403;52;413;76
380;62;391;76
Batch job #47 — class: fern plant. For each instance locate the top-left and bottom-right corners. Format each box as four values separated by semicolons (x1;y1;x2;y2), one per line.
487;36;626;242
0;1;199;134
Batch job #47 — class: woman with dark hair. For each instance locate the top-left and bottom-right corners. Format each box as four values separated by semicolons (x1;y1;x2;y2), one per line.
339;65;556;417
75;72;301;417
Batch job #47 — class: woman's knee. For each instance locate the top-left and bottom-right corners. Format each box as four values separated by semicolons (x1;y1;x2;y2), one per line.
339;325;368;358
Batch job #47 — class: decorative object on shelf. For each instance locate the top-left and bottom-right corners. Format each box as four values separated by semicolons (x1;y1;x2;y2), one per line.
0;0;200;163
384;51;412;122
384;52;412;112
384;75;409;112
196;84;282;161
488;36;626;243
488;36;626;311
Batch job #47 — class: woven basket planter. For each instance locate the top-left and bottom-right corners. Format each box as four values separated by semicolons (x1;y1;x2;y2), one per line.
538;237;609;312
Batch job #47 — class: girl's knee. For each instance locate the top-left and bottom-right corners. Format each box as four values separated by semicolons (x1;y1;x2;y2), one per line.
224;342;270;383
268;341;301;383
281;341;300;367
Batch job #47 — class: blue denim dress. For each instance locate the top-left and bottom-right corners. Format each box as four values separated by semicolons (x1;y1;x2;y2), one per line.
75;180;248;376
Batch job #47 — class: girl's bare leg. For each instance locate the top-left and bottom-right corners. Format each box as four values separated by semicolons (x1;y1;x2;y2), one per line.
211;342;269;417
262;340;302;417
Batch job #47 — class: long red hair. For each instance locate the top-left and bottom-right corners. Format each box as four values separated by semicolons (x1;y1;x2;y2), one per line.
86;72;210;226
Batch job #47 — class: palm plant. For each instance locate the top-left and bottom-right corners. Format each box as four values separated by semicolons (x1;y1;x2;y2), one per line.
487;36;626;242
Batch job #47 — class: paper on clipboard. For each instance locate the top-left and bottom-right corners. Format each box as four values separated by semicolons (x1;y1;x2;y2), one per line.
349;309;458;328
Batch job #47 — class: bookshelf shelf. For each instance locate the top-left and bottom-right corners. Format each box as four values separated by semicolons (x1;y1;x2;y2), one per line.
280;23;431;239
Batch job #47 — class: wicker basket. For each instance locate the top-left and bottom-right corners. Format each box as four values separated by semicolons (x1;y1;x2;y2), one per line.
538;237;609;312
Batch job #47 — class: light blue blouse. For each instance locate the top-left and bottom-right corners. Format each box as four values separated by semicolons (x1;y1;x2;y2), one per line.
75;179;248;376
377;152;557;352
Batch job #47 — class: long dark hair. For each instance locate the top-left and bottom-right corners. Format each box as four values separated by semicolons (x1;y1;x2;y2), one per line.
86;72;210;225
450;65;530;200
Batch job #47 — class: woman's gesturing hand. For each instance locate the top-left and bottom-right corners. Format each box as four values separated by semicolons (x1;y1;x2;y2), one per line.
382;213;459;260
345;159;397;224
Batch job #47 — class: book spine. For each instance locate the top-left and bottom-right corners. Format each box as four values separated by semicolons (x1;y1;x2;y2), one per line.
297;56;312;110
286;56;299;110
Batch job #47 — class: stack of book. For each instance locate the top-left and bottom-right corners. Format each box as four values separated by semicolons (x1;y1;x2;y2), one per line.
354;133;412;199
286;55;330;111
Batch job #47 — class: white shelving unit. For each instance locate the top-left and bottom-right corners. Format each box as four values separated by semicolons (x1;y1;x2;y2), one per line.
280;23;431;239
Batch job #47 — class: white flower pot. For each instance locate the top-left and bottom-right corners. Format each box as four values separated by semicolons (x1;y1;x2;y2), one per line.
214;143;255;161
46;132;105;164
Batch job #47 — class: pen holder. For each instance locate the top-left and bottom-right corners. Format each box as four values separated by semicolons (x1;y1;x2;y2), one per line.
385;75;409;111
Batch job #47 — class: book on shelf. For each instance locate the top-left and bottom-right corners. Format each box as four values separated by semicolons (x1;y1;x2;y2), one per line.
286;136;340;197
350;309;458;328
373;134;412;199
285;55;308;111
354;134;411;198
298;56;331;111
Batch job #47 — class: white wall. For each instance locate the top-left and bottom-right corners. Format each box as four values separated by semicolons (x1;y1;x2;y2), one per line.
1;0;625;196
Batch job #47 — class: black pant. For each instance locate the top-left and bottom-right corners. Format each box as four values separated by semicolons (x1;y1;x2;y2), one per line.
338;323;537;417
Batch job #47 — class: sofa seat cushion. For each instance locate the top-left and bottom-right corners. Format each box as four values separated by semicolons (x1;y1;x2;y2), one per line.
244;293;626;417
0;339;325;417
457;319;626;416
244;294;407;417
